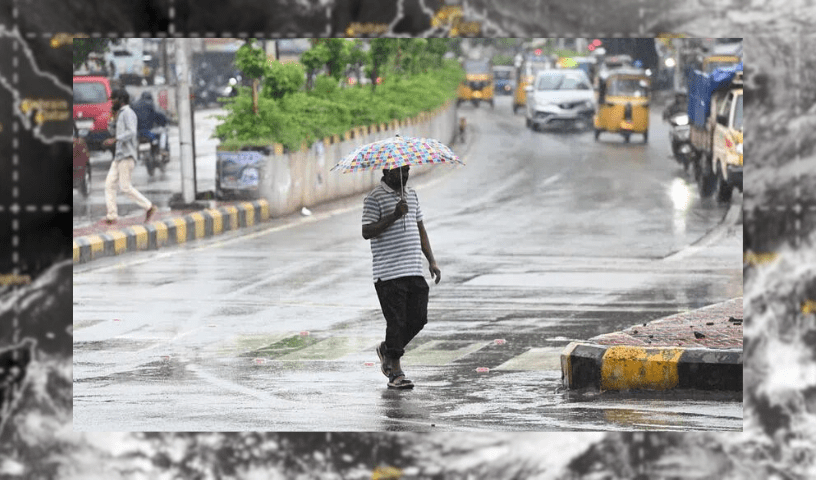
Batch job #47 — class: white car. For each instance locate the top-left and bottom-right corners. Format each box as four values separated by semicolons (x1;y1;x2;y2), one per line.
525;69;595;131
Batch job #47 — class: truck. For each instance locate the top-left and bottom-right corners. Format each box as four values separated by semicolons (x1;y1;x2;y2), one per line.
687;63;743;202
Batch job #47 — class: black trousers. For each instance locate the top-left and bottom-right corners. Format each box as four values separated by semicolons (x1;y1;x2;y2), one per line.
374;276;429;359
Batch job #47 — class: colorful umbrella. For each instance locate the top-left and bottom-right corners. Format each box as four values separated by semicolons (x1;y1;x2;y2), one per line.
330;134;464;175
332;134;464;230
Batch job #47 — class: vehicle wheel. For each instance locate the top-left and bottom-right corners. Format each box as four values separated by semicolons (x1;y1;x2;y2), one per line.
513;105;518;114
79;164;91;198
457;99;462;108
715;164;733;203
594;129;601;141
145;153;156;177
643;131;648;143
526;117;531;128
490;99;494;109
472;100;479;108
697;154;716;198
623;133;631;143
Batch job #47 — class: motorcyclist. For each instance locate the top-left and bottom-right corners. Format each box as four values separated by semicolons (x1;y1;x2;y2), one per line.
663;91;688;121
131;91;169;162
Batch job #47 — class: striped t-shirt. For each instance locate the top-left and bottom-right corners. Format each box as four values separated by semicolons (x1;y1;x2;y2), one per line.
362;180;425;283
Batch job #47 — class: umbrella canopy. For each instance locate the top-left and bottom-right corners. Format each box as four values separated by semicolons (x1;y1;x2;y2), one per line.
330;134;464;174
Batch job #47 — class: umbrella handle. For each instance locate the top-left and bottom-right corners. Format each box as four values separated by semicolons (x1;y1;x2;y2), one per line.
401;168;405;231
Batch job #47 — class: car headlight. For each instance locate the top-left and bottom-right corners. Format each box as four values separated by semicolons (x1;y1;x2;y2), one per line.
736;143;743;155
583;100;594;109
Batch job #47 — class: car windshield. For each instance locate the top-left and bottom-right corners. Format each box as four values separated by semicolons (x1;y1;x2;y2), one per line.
734;94;743;131
608;77;649;97
74;82;108;104
464;60;490;74
536;73;590;91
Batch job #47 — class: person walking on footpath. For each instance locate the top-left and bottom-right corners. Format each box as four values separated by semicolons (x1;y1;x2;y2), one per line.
101;89;157;224
362;165;441;389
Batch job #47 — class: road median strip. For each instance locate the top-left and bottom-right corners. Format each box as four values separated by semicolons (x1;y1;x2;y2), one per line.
72;199;271;264
561;297;743;392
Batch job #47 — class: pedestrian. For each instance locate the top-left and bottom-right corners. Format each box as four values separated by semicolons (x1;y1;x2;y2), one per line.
362;165;441;389
101;88;157;224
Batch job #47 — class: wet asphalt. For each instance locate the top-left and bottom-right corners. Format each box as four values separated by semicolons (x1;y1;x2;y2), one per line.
73;95;743;431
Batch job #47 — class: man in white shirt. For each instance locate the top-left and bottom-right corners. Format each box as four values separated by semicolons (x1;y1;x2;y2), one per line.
102;89;156;224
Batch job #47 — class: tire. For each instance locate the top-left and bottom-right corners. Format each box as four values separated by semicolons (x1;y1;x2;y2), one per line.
490;99;494;109
526;117;531;128
715;163;733;203
623;133;630;143
457;99;462;108
513;104;518;114
145;151;156;177
697;154;716;198
79;163;91;198
594;129;601;141
643;130;648;143
472;99;479;108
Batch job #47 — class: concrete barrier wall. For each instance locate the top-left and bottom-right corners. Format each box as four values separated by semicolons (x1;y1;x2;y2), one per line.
258;101;457;217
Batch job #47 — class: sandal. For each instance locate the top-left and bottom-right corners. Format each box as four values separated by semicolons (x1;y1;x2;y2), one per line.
376;342;391;378
387;371;414;389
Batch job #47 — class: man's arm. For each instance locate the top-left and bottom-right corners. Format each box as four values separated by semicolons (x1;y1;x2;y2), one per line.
363;199;407;239
418;220;441;284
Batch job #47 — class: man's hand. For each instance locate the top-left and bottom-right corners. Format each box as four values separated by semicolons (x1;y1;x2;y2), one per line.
102;138;116;147
429;262;441;284
393;199;408;219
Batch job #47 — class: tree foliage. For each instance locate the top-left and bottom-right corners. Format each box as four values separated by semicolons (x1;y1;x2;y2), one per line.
72;38;121;69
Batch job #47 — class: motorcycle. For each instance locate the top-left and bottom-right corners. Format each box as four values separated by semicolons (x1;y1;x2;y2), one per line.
668;113;694;171
138;126;169;177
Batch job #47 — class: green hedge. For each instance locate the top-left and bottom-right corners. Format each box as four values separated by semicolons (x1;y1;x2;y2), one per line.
215;61;464;152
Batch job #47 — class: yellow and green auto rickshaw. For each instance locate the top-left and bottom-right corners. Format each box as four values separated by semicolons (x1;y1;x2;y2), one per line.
594;67;651;143
457;58;494;108
513;53;553;114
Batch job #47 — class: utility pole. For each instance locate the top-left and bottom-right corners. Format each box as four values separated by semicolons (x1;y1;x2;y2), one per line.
175;38;196;204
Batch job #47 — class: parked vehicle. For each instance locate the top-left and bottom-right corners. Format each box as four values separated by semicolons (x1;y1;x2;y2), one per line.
688;63;743;202
594;67;651;143
525;68;595;131
457;58;494;108
72;75;113;152
73;122;91;197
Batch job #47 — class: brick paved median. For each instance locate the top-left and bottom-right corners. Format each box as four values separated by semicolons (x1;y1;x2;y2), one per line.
561;298;743;392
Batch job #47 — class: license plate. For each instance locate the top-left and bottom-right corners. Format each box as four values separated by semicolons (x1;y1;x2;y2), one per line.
76;119;93;130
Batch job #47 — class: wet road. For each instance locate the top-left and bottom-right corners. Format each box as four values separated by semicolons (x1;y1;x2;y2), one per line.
73;95;743;431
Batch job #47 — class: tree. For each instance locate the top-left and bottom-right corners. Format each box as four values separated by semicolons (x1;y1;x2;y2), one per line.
317;39;350;81
367;39;397;93
234;39;268;115
300;44;329;90
346;40;368;86
72;38;121;70
263;61;305;99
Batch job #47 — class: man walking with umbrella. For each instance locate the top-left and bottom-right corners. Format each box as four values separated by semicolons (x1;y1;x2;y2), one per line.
332;133;462;389
362;165;441;389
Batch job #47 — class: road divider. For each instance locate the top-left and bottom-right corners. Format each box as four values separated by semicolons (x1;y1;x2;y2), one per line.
561;298;743;392
73;200;271;264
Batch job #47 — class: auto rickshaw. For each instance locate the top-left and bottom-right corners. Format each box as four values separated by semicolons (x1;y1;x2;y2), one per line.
457;58;494;108
594;67;651;143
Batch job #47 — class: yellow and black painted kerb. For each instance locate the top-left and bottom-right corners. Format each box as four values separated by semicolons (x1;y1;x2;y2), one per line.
73;200;270;264
561;342;742;392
